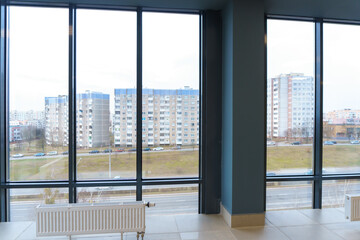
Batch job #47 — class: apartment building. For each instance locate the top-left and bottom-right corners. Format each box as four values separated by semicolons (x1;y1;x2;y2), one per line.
325;109;360;125
114;87;199;147
45;95;68;146
268;73;314;138
45;91;110;148
9;121;22;142
10;110;45;128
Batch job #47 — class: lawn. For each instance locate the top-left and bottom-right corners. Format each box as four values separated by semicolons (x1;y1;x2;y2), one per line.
267;145;360;171
10;150;199;181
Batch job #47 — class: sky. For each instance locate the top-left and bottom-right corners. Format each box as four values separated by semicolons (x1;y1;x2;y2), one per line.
267;19;360;113
9;7;199;112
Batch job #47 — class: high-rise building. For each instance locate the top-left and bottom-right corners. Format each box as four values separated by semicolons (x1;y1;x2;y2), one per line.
45;91;110;148
267;73;314;138
114;87;199;147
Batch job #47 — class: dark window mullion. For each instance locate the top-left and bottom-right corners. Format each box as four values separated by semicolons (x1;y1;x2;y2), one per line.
0;4;9;222
68;6;76;204
136;7;143;201
313;19;323;209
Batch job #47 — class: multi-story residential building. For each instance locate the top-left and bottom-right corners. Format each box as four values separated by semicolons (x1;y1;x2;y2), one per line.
9;121;22;142
77;92;110;148
10;110;45;128
324;109;360;125
114;87;199;147
267;73;314;138
45;91;110;148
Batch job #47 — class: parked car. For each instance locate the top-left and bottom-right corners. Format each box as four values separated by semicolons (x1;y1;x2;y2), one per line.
171;146;181;150
331;141;337;144
291;141;301;145
103;149;112;153
152;147;164;151
305;168;327;175
267;172;276;176
143;148;151;151
115;148;125;152
267;141;276;146
12;153;24;158
128;148;137;152
113;176;121;179
47;151;58;156
34;153;46;157
324;141;334;145
61;151;68;155
89;150;99;154
351;140;360;144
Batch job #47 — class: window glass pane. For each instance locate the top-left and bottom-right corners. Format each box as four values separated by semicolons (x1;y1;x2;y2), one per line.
323;179;360;208
266;181;312;210
9;7;69;181
76;9;137;180
77;186;136;203
142;12;199;178
267;20;315;176
323;24;360;174
10;188;68;221
143;184;198;215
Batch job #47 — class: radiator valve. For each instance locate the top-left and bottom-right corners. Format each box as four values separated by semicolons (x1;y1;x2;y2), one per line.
145;202;156;208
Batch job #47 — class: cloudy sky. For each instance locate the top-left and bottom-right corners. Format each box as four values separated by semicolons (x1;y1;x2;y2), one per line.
9;7;199;112
268;19;360;113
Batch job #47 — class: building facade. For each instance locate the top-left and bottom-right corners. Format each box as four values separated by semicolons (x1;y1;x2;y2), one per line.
45;91;110;148
267;73;314;138
114;88;199;147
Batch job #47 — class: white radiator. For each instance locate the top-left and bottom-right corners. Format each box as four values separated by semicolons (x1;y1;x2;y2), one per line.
345;195;360;221
35;201;155;240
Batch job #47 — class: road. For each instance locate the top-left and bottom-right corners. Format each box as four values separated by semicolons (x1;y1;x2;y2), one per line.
268;142;360;147
9;148;199;161
10;192;198;221
9;181;359;221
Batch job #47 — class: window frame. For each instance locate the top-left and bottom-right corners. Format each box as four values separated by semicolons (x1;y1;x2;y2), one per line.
0;3;204;221
266;15;360;210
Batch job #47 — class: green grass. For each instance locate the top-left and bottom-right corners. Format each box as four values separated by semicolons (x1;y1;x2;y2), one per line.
267;145;360;171
10;150;199;181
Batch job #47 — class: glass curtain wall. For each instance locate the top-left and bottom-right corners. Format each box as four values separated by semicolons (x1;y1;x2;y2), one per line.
3;5;201;221
267;18;360;210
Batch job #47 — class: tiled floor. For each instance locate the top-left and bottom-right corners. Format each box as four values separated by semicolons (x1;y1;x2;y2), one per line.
2;208;360;239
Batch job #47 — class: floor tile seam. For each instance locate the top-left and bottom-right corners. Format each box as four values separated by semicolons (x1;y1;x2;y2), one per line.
323;228;349;240
14;222;34;240
275;225;299;240
173;216;181;233
294;209;325;224
266;222;319;228
276;224;347;240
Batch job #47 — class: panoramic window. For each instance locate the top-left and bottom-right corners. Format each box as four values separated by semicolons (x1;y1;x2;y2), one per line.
3;6;201;221
76;9;137;180
8;7;69;181
267;19;315;177
142;12;200;179
323;23;360;174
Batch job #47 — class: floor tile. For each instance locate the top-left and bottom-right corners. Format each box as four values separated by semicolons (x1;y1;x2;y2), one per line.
125;232;181;240
278;225;344;240
266;210;317;227
324;228;360;240
298;208;347;224
231;227;289;240
145;215;178;233
175;214;228;233
0;221;32;240
180;230;236;240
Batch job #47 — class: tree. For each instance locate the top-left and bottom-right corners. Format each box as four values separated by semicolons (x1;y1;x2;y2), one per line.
21;125;37;151
43;188;59;204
